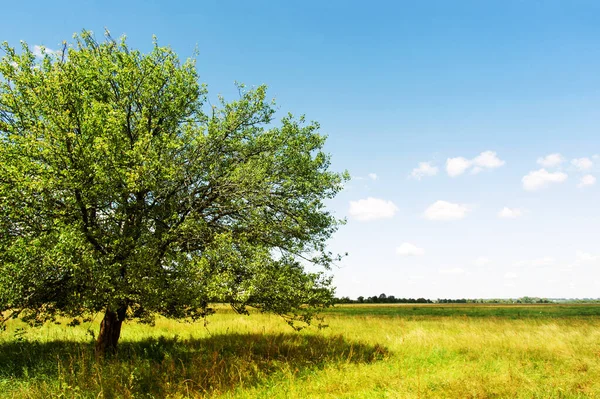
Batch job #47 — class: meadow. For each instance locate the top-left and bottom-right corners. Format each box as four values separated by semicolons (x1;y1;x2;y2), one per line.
1;304;600;398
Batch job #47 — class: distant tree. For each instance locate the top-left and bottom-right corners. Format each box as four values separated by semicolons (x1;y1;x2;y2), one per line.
0;31;347;355
357;296;364;303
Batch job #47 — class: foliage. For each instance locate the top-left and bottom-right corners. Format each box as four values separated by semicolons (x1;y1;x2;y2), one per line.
0;31;347;332
333;295;564;304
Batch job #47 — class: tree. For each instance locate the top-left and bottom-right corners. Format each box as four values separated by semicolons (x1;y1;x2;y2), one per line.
0;31;347;355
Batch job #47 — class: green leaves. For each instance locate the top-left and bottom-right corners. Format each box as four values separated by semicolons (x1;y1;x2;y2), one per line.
0;30;347;332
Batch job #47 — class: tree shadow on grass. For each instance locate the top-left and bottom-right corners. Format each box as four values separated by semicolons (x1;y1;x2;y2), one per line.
0;333;388;397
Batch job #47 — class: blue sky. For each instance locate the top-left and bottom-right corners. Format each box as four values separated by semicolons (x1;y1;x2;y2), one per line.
3;0;600;299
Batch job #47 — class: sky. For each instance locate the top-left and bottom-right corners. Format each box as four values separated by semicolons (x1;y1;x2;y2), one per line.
2;0;600;299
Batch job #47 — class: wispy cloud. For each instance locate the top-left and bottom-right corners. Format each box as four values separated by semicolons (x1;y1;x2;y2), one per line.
349;197;398;221
352;172;378;181
576;251;599;263
424;200;469;221
522;169;567;191
514;257;555;268
571;157;593;171
32;44;58;58
446;151;505;177
396;242;425;256
410;162;438;180
537;153;564;168
446;157;471;177
498;207;523;219
577;174;596;188
473;257;491;267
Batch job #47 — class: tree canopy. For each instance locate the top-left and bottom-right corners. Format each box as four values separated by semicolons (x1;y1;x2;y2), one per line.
0;31;347;354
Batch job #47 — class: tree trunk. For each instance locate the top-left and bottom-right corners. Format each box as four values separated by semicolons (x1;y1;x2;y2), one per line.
95;305;127;357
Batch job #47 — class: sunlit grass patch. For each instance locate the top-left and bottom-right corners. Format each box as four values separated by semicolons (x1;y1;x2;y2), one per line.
1;305;600;398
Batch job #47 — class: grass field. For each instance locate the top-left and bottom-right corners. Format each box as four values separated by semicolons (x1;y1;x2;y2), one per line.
1;304;600;398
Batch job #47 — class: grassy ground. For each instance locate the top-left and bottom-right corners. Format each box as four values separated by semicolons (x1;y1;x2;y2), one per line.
1;304;600;398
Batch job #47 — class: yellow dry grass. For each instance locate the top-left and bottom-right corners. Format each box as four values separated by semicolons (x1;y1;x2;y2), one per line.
1;305;599;398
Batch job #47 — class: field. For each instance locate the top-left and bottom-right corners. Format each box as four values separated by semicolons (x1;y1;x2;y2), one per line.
1;304;600;398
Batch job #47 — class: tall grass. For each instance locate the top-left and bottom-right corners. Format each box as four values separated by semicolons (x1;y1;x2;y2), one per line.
1;305;599;398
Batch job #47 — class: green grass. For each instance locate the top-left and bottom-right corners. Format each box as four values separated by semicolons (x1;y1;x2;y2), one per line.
1;304;600;398
326;303;600;318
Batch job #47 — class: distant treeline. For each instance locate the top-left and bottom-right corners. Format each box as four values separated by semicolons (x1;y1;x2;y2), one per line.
333;294;600;304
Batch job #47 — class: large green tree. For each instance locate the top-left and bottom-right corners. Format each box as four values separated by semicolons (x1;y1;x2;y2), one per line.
0;31;347;355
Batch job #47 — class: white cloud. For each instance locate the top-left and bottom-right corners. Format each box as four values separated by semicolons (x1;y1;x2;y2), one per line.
396;243;425;256
472;151;506;169
522;169;568;191
515;257;555;268
446;151;505;177
33;45;57;58
577;174;596;188
410;162;438;180
504;272;518;280
531;257;555;267
446;157;471;177
576;251;599;262
498;207;523;219
439;267;465;275
537;153;564;168
352;173;378;181
349;197;398;221
474;257;491;267
571;157;593;171
424;200;469;221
